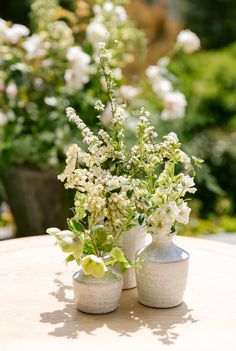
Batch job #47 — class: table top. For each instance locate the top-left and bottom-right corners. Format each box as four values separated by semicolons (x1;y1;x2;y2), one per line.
1;235;236;351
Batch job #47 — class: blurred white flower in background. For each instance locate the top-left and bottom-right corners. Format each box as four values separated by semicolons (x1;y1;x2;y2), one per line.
65;46;91;91
6;24;29;44
114;6;128;22
146;65;161;84
176;29;201;54
161;91;187;120
0;19;8;41
120;85;140;101
86;22;108;48
6;82;17;99
100;103;113;127
44;96;57;107
0;112;7;126
22;34;46;59
152;78;172;98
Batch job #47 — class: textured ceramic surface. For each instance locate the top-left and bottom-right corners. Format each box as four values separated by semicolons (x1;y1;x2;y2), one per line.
73;268;123;314
119;226;146;289
136;232;189;308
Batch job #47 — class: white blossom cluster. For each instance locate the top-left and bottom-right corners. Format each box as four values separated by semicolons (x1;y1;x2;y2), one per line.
176;29;201;54
146;29;200;121
65;46;91;92
58;107;136;237
0;19;29;44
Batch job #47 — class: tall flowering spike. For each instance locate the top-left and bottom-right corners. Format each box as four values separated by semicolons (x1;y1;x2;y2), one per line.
66;107;102;151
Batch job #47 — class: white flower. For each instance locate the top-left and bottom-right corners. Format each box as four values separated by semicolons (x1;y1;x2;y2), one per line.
86;22;108;47
11;63;30;72
65;46;91;91
44;96;57;107
100;103;113;127
115;6;128;22
152;78;172;98
7;24;29;44
0;112;7;126
120;85;140;101
164;132;179;144
176;29;201;54
176;201;191;224
145;65;161;83
0;19;8;42
161;91;187;120
67;46;90;66
103;1;114;13
6;82;17;98
22;34;46;59
180;175;197;195
158;57;170;67
113;68;122;81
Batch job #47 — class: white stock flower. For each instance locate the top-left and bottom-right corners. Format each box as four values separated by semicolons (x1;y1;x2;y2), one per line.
86;22;108;47
7;24;29;44
176;201;191;224
180;175;197;195
176;29;201;54
161;91;187;120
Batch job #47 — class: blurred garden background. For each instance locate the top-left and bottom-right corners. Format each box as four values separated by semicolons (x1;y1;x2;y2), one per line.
1;0;236;240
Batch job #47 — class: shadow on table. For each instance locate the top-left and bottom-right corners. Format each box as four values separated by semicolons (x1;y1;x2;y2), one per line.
40;272;198;344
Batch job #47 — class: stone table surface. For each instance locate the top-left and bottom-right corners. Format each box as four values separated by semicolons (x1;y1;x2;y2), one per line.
0;235;236;351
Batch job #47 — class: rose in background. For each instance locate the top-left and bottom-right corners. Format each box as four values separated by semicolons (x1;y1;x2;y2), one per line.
0;0;145;170
0;0;145;236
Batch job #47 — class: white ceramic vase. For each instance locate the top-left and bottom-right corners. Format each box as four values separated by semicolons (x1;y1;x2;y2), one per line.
119;225;146;289
73;268;123;314
136;230;189;308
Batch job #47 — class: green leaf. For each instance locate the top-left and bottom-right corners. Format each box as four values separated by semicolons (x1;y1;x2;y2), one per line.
138;214;145;225
110;187;121;194
110;247;127;263
105;191;111;199
65;254;75;263
68;219;85;233
94;228;109;246
126;189;133;199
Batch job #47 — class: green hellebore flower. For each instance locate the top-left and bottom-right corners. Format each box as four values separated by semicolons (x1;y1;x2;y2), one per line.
81;255;107;278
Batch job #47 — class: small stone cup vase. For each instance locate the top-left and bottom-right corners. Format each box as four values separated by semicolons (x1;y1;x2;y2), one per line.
73;268;123;314
136;230;189;308
118;225;146;289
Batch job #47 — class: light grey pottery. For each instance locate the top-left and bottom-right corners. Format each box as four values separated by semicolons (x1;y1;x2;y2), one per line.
136;230;189;308
73;268;123;314
119;225;146;289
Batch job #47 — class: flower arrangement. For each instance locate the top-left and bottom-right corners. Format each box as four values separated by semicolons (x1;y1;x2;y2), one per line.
0;0;145;170
47;44;202;279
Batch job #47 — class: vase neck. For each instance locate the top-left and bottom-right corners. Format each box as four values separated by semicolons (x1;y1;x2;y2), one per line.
151;231;175;247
